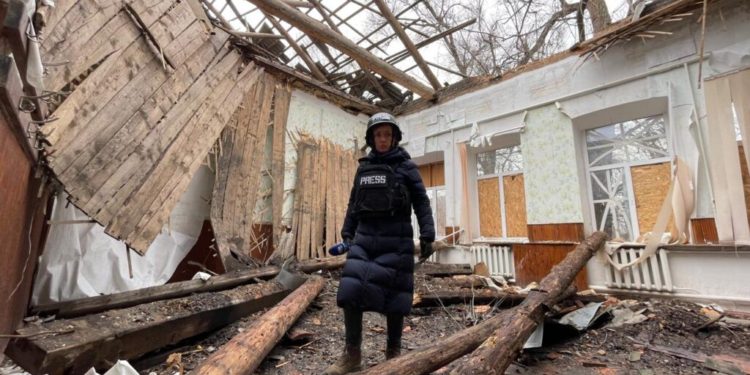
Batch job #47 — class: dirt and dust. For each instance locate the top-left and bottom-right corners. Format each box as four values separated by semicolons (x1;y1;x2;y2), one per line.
135;270;749;375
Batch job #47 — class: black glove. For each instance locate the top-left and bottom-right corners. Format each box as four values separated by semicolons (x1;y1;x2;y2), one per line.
328;238;353;256
419;241;434;261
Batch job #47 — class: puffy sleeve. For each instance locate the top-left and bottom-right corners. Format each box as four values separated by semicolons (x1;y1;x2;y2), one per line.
341;169;359;240
402;160;435;242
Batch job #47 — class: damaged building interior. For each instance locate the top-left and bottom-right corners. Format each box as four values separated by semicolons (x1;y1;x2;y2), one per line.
1;0;750;373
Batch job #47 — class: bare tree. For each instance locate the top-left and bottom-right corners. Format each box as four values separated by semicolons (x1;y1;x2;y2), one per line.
372;0;613;79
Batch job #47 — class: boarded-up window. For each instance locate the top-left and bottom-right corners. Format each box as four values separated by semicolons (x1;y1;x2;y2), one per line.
631;162;677;237
478;178;502;237
419;162;445;188
503;174;528;237
476;144;527;238
414;161;446;238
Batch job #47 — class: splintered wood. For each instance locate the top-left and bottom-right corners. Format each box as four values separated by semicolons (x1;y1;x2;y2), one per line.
292;135;358;260
40;0;263;254
210;76;293;270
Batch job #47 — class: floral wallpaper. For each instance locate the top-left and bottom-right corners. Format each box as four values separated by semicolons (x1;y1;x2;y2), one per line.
520;105;584;224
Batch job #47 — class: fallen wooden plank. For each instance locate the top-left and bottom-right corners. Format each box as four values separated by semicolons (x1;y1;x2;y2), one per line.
452;232;608;374
191;276;326;374
29;266;280;319
358;232;607;375
413;289;526;308
416;263;473;277
28;256;345;321
271;82;290;246
6;281;292;375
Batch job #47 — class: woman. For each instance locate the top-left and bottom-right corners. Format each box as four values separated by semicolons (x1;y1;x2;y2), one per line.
323;112;435;374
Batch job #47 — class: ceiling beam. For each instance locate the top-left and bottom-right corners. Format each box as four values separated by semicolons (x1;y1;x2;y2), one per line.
282;0;313;8
307;0;389;99
373;0;441;90
346;18;477;79
262;12;327;81
246;0;435;99
250;54;381;115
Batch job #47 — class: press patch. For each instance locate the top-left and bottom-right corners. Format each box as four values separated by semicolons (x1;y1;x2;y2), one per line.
360;175;387;185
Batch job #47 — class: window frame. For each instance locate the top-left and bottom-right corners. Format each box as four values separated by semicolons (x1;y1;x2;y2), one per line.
475;144;525;239
582;115;672;241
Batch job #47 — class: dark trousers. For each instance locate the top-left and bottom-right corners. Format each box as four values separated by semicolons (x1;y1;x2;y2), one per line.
344;308;403;348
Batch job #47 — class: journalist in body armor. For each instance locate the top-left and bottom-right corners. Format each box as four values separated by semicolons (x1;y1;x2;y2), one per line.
323;113;435;374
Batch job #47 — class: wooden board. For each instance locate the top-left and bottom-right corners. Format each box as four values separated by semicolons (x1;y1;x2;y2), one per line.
513;243;588;291
631;162;677;236
503;173;527;237
64;33;228;208
6;282;291;375
271;83;291;245
690;218;719;244
418;164;431;187
209;72;276;266
477;178;502;237
431;161;445;187
42;0;182;92
527;223;584;242
417;162;445;188
291;137;357;258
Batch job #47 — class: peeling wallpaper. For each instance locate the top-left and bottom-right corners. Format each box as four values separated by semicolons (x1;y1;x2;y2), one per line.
521;105;584;224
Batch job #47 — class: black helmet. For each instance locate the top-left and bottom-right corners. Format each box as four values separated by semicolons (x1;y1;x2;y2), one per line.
366;112;402;148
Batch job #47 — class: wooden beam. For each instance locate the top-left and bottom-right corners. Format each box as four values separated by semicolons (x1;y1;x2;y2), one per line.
306;0;389;99
246;0;435;98
262;12;327;81
454;232;608;374
250;54;381;114
345;18;476;78
415;263;473;276
191;276;325;374
202;0;233;29
322;0;423;71
282;0;313;8
29;266;281;318
373;0;441;90
28;256;345;319
360;232;608;375
5;282;293;375
216;23;284;39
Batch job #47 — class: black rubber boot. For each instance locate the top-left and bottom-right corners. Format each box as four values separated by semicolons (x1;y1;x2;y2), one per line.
385;344;401;360
322;345;362;374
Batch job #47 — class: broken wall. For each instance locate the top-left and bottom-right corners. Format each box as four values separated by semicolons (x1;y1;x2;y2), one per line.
281;90;367;229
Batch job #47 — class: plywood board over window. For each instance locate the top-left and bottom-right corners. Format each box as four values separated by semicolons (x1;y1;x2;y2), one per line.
503;174;528;237
418;162;445;188
631;162;677;237
478;178;502;237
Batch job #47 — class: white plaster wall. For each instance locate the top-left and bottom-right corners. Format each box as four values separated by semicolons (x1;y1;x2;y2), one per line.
398;0;750;237
280;90;368;227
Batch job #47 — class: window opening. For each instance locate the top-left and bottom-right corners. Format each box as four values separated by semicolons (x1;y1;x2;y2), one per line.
476;145;525;238
584;115;670;241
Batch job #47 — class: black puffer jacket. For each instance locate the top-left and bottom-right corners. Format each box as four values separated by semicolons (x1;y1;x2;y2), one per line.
337;147;435;315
